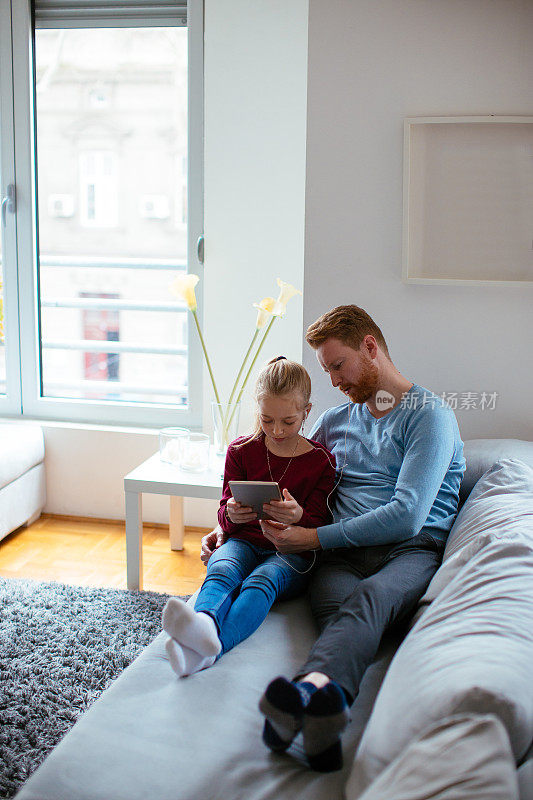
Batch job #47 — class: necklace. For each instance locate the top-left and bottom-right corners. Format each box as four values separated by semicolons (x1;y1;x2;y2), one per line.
265;436;300;485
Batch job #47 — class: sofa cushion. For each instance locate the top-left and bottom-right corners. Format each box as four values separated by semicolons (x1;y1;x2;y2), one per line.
460;439;533;504
418;459;533;608
14;597;399;800
0;424;45;490
349;714;519;800
347;534;533;794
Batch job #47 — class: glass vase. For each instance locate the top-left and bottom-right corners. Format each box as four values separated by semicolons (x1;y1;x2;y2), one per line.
212;401;241;456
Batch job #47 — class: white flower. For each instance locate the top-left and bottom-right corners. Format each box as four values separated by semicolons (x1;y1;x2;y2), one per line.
273;278;301;316
170;273;200;311
252;297;276;329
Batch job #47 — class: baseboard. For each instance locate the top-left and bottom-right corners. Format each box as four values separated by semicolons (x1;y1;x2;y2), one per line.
40;513;210;535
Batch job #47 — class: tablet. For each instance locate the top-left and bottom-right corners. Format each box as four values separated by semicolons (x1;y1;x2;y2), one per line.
228;480;281;520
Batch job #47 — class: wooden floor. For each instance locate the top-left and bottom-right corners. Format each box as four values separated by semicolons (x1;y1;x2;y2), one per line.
0;514;209;596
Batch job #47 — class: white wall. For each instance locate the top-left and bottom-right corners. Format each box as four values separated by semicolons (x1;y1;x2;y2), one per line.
0;420;217;527
303;0;533;440
203;0;309;433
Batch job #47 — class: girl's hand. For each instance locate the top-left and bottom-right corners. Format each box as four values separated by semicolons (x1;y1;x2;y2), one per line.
263;488;303;525
225;497;257;524
200;526;226;564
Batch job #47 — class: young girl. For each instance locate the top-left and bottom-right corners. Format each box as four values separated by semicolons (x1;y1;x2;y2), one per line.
162;356;336;677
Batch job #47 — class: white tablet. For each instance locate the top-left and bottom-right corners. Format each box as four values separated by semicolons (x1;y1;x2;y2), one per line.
228;481;281;519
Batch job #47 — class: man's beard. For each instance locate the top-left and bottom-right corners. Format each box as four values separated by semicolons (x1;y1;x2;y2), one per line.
342;356;379;404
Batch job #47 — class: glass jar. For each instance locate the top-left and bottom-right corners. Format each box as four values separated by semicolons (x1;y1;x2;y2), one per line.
179;432;210;472
159;427;190;465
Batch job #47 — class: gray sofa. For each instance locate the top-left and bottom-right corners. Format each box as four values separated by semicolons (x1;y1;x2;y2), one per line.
15;439;533;800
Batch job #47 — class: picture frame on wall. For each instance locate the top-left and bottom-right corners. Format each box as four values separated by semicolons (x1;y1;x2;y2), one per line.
402;116;533;286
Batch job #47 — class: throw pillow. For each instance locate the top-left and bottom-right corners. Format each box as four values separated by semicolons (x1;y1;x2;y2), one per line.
419;458;533;608
349;714;519;800
348;535;533;793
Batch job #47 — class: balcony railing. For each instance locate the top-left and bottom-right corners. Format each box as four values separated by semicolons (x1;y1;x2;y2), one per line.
43;340;187;356
39;255;186;271
0;256;190;402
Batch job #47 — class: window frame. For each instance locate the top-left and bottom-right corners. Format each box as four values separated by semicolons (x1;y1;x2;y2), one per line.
0;0;23;417
0;0;204;428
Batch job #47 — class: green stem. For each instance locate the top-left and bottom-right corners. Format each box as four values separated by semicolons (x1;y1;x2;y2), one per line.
225;316;277;431
212;401;229;449
192;309;221;406
223;328;259;428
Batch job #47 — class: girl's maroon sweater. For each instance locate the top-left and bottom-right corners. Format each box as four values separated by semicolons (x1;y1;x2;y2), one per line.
217;434;336;549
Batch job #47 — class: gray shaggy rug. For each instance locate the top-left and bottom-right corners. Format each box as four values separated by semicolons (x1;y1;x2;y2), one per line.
0;577;180;799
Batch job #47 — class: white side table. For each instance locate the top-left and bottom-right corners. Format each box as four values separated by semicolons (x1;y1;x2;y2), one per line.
124;452;223;590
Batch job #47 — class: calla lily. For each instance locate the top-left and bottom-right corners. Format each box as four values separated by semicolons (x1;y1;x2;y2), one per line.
273;278;302;316
225;295;276;419
170;273;200;311
169;271;302;453
253;297;277;330
170;272;220;403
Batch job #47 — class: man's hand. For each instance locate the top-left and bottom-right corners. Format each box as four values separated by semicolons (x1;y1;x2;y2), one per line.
262;488;303;525
259;520;320;553
200;526;226;564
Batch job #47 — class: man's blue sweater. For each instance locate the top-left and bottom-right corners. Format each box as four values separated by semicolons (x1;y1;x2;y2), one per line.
310;384;466;550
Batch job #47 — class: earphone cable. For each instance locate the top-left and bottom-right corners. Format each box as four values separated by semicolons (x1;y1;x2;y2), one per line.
275;401;354;574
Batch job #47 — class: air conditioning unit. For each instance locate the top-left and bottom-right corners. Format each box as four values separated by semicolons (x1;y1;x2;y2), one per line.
140;195;170;220
48;194;75;218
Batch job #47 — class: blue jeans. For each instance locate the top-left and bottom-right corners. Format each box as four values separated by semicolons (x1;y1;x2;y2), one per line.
194;537;312;655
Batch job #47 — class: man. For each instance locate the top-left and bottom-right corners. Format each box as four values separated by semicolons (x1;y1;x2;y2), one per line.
202;305;465;773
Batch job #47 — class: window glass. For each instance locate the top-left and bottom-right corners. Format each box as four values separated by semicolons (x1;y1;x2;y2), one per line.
34;27;189;406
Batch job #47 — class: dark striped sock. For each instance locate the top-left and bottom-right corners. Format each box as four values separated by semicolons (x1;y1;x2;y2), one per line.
302;681;351;772
259;678;318;753
295;681;319;704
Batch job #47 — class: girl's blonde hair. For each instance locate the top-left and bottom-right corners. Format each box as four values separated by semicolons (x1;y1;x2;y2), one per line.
233;356;311;448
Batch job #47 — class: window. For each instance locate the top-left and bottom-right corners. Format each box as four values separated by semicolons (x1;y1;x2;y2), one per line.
0;0;203;426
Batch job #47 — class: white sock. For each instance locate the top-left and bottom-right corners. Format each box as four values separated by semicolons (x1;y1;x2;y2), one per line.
162;597;221;657
165;637;217;677
165;636;185;675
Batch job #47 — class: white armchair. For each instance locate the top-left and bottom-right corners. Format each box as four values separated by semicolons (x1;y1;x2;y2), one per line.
0;423;46;542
